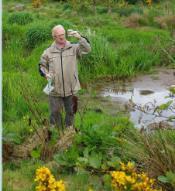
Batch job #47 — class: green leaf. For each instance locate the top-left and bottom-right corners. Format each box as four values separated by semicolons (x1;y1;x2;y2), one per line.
88;152;102;169
158;175;169;183
165;171;175;185
155;101;173;112
83;147;89;158
31;149;40;159
107;156;121;168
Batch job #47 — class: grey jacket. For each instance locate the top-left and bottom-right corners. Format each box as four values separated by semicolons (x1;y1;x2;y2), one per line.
39;37;91;97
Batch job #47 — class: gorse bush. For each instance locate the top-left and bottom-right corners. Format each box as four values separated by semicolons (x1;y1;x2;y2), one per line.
35;167;65;191
8;12;33;25
25;25;50;48
111;162;162;191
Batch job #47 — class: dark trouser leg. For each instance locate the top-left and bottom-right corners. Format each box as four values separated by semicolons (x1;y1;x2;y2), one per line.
49;96;63;128
63;95;74;127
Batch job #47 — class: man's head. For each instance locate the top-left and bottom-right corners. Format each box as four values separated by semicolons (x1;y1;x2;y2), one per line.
52;25;66;45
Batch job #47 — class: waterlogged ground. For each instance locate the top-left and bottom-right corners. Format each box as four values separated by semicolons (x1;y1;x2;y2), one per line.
90;68;175;128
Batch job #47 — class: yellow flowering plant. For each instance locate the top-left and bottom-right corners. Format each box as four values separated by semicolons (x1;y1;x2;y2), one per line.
111;162;162;191
35;167;65;191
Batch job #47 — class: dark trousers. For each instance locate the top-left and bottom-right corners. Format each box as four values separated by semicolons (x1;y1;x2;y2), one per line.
49;95;74;128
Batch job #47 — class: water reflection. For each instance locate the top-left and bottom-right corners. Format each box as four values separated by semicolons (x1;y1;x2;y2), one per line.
101;84;175;128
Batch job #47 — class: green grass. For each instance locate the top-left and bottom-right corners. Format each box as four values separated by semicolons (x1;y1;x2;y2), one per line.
3;159;104;191
3;0;175;190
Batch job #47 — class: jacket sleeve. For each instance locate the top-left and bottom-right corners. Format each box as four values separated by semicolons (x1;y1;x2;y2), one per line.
39;50;49;77
76;37;91;57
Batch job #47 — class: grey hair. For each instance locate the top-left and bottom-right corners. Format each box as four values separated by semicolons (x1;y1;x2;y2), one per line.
52;25;65;37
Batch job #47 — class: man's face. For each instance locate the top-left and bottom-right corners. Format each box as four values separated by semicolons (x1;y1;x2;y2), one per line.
53;28;66;44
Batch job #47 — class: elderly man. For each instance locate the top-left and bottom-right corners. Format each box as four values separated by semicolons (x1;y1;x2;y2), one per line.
39;25;91;131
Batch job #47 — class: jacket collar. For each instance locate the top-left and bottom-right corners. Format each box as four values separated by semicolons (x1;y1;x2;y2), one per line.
50;41;72;53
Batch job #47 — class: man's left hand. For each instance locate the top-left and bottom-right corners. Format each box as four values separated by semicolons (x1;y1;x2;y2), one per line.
67;29;81;39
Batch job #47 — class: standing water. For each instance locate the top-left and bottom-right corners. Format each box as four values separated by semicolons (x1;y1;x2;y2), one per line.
100;69;175;128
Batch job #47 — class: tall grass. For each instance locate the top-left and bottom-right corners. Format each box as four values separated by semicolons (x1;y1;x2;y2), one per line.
122;129;175;191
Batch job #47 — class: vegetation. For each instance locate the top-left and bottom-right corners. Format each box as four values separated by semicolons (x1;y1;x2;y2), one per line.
3;0;175;190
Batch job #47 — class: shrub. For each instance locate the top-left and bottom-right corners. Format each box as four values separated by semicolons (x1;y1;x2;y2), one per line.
96;6;108;14
125;0;162;4
123;13;145;28
123;129;175;191
34;167;65;191
25;25;50;48
32;0;42;8
117;6;143;17
8;12;33;25
154;15;175;31
48;19;75;31
62;3;72;11
54;112;134;171
111;162;162;191
125;0;142;4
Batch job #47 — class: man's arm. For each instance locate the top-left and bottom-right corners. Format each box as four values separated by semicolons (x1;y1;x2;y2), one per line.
67;30;91;57
39;50;49;78
76;36;91;57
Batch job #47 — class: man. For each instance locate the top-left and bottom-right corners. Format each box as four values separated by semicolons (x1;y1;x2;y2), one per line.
39;25;91;131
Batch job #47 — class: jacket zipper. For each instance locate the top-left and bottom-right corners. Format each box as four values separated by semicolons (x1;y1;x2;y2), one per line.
60;49;65;97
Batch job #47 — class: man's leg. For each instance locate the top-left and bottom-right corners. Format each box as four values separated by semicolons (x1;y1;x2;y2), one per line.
63;95;74;127
49;96;63;129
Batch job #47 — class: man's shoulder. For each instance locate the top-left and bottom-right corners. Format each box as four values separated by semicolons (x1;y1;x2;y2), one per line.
43;44;55;54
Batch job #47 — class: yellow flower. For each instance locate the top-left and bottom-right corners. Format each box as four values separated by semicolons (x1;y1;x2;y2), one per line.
56;180;65;191
120;162;126;171
36;184;47;191
111;162;162;191
111;171;127;185
34;167;66;191
126;162;135;171
125;175;135;184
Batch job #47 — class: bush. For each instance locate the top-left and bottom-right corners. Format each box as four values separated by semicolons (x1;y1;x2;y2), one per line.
48;19;75;31
8;12;33;25
154;16;175;31
54;111;134;172
125;0;142;4
25;25;50;48
96;6;108;14
123;13;145;28
2;23;26;45
125;0;162;4
123;129;175;191
117;6;143;17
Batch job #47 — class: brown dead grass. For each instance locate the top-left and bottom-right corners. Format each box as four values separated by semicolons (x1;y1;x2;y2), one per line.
154;15;175;29
123;13;146;28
